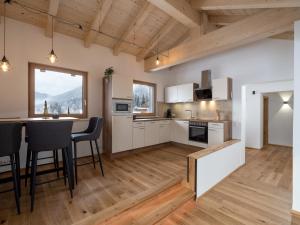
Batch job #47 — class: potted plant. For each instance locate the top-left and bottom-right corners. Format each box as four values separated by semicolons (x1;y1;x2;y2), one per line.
104;66;114;78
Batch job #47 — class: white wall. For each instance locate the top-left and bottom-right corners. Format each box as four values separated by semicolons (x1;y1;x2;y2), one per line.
243;81;293;149
0;18;169;168
293;20;300;212
163;39;294;139
264;92;293;147
196;141;244;198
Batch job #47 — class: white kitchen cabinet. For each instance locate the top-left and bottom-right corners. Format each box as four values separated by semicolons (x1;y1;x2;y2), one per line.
158;121;171;143
171;120;189;144
165;83;198;103
165;86;178;103
112;115;133;153
145;121;160;146
212;78;232;100
133;122;145;149
112;74;133;99
177;84;195;102
208;122;224;147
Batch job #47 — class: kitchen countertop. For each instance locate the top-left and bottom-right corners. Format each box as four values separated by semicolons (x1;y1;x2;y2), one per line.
133;117;231;123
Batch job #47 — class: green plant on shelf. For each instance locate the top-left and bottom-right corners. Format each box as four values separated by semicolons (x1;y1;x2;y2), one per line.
104;67;114;78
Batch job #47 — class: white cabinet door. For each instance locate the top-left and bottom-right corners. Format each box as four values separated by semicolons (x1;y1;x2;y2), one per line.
171;120;189;144
112;116;133;153
165;86;178;103
159;122;171;143
208;123;224;147
177;84;194;102
145;121;159;146
112;74;133;99
212;78;231;101
133;127;145;149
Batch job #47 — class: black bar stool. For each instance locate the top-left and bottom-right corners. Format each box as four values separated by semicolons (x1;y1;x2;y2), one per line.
71;117;104;184
0;122;22;214
26;121;74;211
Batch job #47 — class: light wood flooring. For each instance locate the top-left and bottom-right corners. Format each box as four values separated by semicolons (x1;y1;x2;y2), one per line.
158;145;298;225
0;145;197;225
0;144;298;225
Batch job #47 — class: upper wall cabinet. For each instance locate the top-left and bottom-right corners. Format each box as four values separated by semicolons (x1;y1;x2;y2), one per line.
165;86;178;103
212;78;232;101
112;74;133;99
165;83;199;103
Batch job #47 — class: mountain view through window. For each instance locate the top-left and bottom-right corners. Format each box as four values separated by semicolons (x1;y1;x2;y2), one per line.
34;69;83;115
133;82;155;114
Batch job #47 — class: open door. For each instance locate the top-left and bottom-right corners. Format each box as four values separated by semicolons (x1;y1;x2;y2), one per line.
263;96;269;146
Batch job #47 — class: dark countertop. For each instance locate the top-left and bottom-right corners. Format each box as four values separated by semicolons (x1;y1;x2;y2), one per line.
133;117;231;123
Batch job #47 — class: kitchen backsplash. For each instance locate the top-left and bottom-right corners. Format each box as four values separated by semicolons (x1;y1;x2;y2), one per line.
157;100;232;121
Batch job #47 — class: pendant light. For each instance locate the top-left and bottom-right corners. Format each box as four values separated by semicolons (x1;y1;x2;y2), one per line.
1;2;11;72
48;16;57;64
155;44;160;66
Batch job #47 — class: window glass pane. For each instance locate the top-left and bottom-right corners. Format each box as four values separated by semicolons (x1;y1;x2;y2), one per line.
133;83;154;114
34;69;83;114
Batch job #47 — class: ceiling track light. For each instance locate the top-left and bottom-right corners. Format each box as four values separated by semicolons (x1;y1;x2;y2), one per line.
48;16;57;64
1;1;11;72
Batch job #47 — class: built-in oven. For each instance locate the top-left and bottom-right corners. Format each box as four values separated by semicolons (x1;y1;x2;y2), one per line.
112;99;132;115
189;121;208;143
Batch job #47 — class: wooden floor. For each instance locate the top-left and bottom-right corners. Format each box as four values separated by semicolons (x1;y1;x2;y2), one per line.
0;145;197;225
159;145;298;225
1;144;298;225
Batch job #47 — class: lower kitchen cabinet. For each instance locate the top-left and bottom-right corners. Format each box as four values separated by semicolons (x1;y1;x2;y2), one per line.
171;120;189;144
133;124;145;149
145;121;160;146
112;115;133;153
159;121;171;143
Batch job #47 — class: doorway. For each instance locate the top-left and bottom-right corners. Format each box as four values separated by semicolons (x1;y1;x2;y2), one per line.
263;96;269;146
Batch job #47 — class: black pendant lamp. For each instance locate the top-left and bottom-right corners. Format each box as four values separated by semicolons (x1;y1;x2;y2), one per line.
1;1;11;72
48;16;57;64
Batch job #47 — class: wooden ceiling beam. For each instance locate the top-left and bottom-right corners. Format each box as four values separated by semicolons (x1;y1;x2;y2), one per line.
147;0;201;28
144;8;300;72
191;0;300;10
113;2;154;56
208;15;248;25
45;0;60;37
84;0;112;48
136;19;177;61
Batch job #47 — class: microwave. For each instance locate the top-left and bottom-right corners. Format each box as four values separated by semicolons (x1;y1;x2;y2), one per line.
112;99;132;115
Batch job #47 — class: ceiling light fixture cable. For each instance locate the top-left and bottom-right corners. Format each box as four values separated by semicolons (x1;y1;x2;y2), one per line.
48;15;57;64
1;0;11;72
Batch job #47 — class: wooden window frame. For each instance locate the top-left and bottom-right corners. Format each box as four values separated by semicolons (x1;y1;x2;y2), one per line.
28;62;88;118
133;80;157;117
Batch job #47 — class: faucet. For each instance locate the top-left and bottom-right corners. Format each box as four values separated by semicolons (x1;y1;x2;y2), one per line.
185;110;193;119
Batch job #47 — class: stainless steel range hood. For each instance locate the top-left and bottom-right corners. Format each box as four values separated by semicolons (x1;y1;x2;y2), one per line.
195;70;212;100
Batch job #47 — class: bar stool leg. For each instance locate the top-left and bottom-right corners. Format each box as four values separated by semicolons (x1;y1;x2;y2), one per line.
30;152;38;212
62;149;73;198
10;154;20;214
15;152;21;197
73;142;78;184
94;140;104;177
25;148;31;187
53;150;60;178
89;141;96;168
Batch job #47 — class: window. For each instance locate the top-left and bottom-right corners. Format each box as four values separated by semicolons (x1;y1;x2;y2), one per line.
28;63;88;118
133;80;156;115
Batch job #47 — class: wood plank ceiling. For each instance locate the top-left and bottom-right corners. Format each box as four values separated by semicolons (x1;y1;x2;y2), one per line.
0;0;296;67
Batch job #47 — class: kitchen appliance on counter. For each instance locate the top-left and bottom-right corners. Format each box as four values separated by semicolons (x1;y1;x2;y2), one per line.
189;121;208;143
112;99;132;115
195;70;212;100
166;109;172;118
